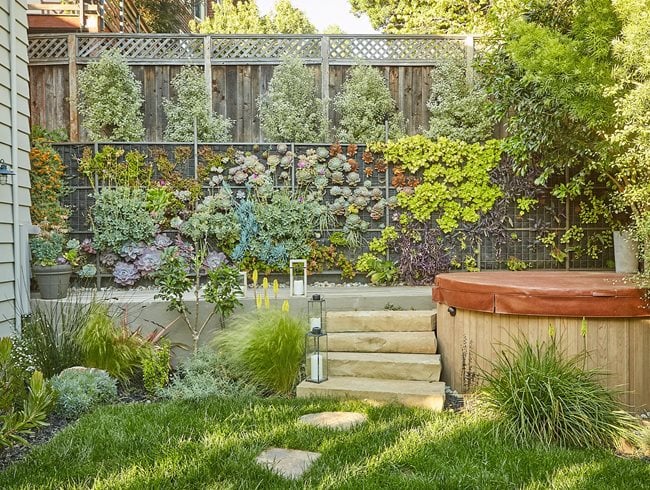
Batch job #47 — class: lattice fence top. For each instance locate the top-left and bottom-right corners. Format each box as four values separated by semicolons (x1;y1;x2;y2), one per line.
211;36;321;63
329;37;466;62
29;34;474;65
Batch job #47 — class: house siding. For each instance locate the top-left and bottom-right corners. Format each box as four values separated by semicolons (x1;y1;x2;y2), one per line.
0;0;32;337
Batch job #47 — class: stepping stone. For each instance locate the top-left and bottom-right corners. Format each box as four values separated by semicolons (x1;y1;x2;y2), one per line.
255;447;321;480
299;411;367;430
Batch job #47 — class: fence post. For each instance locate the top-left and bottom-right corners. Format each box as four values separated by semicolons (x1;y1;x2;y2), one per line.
464;35;475;87
67;34;79;142
204;35;213;112
320;36;330;126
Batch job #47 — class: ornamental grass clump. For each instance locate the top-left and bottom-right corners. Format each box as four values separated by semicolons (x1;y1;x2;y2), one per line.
478;336;638;449
214;309;307;395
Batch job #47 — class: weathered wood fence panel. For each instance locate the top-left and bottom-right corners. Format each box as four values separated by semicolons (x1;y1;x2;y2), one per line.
28;34;469;142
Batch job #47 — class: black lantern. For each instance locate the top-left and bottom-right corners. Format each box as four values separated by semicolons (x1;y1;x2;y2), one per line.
305;294;327;383
0;159;16;185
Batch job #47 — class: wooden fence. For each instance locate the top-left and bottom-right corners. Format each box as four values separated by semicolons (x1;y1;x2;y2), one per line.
28;34;473;142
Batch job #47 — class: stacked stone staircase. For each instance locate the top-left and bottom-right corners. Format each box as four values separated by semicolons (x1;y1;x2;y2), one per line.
296;310;445;410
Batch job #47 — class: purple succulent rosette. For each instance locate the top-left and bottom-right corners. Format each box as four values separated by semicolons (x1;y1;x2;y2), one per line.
204;251;226;270
154;233;172;249
80;238;96;254
135;247;162;275
112;261;140;286
99;251;120;267
120;242;146;261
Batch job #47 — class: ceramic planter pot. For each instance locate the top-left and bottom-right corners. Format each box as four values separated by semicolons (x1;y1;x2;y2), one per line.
33;264;72;299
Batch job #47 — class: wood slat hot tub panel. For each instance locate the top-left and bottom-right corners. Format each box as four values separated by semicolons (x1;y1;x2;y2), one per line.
437;310;649;412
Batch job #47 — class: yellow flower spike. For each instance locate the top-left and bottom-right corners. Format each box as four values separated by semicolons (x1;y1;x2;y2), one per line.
281;300;290;312
256;294;262;309
252;269;258;286
273;279;279;299
548;323;556;339
262;277;269;291
580;317;588;338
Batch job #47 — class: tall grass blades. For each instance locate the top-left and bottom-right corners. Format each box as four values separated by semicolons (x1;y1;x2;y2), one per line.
78;304;143;382
215;310;307;395
16;297;89;378
478;336;638;448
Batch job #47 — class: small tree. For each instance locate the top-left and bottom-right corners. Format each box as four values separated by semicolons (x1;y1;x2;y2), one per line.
77;51;144;142
426;57;493;143
333;65;405;143
163;66;232;142
258;57;328;142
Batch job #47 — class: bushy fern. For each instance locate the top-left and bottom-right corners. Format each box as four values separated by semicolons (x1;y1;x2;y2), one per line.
78;50;144;141
214;309;307;395
163;66;232;142
333;65;405;143
258;57;327;142
478;336;638;448
426;56;493;143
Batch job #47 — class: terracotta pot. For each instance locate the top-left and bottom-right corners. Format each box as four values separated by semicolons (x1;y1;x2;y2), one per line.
33;264;72;299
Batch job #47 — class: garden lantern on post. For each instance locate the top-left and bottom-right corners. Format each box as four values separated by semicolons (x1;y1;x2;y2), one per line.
0;159;16;185
305;294;327;383
289;259;307;297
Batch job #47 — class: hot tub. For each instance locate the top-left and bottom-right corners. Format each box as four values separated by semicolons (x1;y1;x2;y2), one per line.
432;271;650;411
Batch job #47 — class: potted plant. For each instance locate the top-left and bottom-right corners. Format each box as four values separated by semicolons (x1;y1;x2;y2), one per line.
29;225;81;299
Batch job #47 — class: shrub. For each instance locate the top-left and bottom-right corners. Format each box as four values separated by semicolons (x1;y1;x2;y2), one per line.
478;336;638;448
77;305;144;383
141;340;171;396
50;368;117;420
0;338;54;448
161;347;258;401
77;50;144;141
334;64;405;143
214;309;307;395
29;135;68;229
258;57;327;142
426;56;493;143
163;66;232;142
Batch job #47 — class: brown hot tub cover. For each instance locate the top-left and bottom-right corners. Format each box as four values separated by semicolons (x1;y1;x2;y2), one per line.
432;271;650;317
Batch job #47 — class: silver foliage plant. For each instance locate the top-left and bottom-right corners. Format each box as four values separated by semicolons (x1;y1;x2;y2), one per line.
426;56;493;143
163;66;232;142
77;50;144;142
258;57;328;142
333;65;405;144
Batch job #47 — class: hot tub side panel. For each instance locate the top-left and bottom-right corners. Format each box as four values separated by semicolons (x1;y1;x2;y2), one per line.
436;307;650;412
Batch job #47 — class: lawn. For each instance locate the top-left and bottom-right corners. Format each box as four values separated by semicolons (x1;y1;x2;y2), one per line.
0;396;647;489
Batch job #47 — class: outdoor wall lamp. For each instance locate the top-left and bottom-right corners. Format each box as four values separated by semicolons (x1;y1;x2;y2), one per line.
448;306;457;317
0;159;16;185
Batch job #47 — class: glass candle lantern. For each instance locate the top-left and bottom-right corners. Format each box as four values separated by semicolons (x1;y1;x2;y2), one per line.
307;294;325;332
289;259;307;297
305;325;328;383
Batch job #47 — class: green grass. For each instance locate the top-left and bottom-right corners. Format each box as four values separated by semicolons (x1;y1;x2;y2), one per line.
0;397;648;489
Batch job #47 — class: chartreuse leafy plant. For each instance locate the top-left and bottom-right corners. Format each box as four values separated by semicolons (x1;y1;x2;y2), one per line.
77;50;144;141
372;135;503;232
163;66;232;142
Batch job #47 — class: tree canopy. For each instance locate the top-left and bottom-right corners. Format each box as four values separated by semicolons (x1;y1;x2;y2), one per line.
191;0;315;34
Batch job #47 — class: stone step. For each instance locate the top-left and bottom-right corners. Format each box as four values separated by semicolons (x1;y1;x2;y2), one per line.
328;352;441;382
326;310;436;333
296;376;445;410
327;331;437;354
